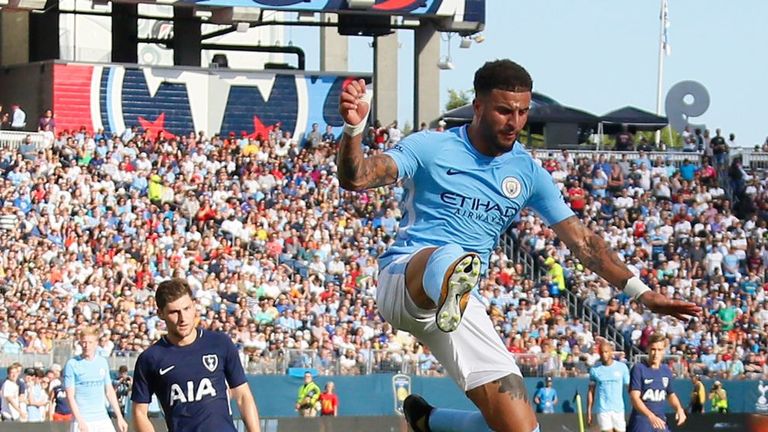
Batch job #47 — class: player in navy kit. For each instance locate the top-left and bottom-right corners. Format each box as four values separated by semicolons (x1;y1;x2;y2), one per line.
131;278;261;432
337;60;700;432
628;334;686;432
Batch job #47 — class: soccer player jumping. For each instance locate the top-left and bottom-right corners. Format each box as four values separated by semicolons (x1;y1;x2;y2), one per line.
337;59;700;432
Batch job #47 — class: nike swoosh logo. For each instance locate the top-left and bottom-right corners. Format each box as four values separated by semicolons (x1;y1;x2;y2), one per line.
644;379;653;384
159;365;175;375
446;169;465;176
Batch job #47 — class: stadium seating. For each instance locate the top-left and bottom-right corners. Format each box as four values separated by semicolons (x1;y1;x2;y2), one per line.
0;121;766;383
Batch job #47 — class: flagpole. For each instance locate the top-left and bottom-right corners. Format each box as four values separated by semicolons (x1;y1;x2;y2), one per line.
655;0;667;146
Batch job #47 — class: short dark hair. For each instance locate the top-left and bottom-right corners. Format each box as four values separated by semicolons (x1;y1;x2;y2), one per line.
156;278;193;310
474;59;533;97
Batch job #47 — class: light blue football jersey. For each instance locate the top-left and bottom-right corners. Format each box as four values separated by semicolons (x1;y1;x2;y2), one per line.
379;125;574;271
63;355;112;422
589;360;630;414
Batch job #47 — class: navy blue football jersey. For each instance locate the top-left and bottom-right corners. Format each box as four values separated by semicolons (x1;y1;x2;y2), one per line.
627;362;675;432
131;329;248;432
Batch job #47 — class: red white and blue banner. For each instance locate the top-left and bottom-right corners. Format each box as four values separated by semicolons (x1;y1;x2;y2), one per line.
179;0;484;23
53;63;370;138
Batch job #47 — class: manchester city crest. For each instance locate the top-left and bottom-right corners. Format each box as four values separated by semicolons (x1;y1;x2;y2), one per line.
501;177;522;199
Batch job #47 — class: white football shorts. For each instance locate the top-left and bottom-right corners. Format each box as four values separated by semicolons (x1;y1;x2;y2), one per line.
597;411;626;432
70;419;117;432
377;250;522;392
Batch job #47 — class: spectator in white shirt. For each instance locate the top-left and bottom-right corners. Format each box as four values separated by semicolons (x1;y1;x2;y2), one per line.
308;254;327;279
614;190;634;210
1;364;25;421
387;121;402;148
221;214;244;239
134;152;152;172
10;105;26;130
705;247;724;277
327;254;345;278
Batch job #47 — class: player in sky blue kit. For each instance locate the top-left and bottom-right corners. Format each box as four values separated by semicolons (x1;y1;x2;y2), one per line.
533;376;558;414
628;333;686;432
131;278;261;432
64;327;127;432
337;59;700;432
588;340;630;432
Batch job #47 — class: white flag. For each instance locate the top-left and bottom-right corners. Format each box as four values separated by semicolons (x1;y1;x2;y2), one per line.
661;0;671;56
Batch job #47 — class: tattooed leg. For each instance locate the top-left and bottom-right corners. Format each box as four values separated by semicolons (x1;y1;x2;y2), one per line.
465;374;538;432
495;374;529;403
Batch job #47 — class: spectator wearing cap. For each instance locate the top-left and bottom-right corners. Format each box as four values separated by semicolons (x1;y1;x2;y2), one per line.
48;364;62;389
533;376;558;414
544;256;565;295
50;368;72;422
709;381;728;413
296;372;321;417
688;374;706;414
134;152;151;172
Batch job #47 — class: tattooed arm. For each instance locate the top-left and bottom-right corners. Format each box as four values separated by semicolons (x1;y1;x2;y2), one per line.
336;78;399;191
551;216;701;319
336;133;399;191
551;216;633;288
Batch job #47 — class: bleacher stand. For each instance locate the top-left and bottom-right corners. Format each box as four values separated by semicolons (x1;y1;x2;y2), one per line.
0;121;766;385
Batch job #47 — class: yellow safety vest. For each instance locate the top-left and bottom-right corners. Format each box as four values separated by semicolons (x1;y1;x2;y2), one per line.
148;175;163;202
712;390;728;409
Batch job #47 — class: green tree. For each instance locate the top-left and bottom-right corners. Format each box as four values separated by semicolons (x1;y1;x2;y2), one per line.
446;89;472;111
635;127;683;149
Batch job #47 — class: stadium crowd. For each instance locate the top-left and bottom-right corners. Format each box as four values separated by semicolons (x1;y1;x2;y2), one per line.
0;114;766;389
517;143;768;380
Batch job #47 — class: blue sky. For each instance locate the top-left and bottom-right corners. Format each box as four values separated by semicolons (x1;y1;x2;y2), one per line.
291;0;768;147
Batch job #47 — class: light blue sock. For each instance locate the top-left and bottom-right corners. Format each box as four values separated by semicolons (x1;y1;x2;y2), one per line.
422;244;466;304
428;409;540;432
428;408;491;432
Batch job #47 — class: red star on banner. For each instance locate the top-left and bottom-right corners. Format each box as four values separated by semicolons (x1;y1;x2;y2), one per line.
373;0;417;11
138;113;176;140
248;115;275;140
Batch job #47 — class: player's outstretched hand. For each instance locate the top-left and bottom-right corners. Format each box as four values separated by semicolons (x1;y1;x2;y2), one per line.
338;79;370;127
586;412;592;426
117;417;129;432
638;291;701;320
675;408;687;426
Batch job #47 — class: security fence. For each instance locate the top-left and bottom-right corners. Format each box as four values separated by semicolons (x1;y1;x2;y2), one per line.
3;346;568;378
0;130;51;150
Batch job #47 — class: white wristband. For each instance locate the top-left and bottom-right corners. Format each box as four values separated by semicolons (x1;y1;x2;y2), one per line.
343;121;367;137
342;91;372;137
623;276;651;300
